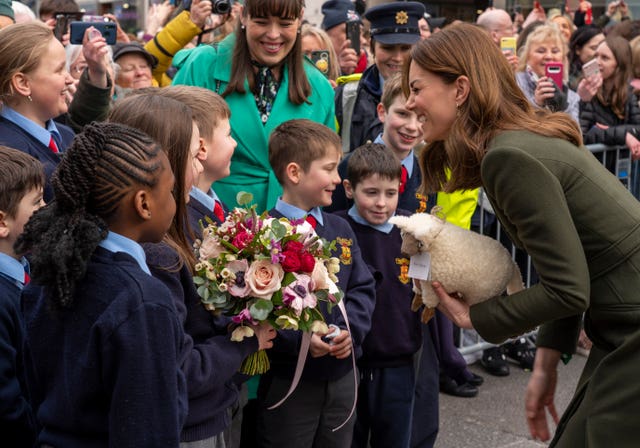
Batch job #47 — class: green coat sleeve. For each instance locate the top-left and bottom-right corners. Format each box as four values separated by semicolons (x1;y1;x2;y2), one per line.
470;144;590;351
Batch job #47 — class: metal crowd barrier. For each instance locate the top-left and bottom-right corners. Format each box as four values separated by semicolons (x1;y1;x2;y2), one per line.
457;144;638;357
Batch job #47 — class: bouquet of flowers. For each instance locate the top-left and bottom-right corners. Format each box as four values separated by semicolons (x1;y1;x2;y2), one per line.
193;193;344;375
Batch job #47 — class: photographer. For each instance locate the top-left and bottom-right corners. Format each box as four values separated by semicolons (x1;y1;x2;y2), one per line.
516;24;580;124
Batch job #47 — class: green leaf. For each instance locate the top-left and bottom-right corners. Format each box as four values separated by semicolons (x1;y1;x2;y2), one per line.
236;191;254;206
197;285;210;301
270;219;287;240
250;299;274;321
282;272;296;286
193;276;205;285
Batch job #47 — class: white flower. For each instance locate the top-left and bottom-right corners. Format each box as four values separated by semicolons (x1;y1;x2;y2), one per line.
231;325;255;342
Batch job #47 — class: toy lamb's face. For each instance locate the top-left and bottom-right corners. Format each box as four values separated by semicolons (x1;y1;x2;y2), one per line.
389;213;445;254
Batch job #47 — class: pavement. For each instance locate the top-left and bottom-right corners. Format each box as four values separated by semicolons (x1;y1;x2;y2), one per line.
435;354;587;448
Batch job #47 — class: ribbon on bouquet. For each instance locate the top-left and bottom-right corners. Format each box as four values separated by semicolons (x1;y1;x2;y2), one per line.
267;296;358;432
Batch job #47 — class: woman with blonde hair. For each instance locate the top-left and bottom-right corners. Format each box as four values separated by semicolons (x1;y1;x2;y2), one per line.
301;23;340;85
404;22;640;447
516;23;579;122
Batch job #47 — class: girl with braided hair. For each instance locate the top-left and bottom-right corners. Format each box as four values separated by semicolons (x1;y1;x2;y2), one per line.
16;121;188;447
108;92;276;447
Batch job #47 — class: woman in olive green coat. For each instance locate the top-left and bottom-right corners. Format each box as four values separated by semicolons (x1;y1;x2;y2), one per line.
172;0;335;213
404;23;640;447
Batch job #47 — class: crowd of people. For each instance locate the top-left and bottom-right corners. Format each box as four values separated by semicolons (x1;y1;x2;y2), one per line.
1;0;640;447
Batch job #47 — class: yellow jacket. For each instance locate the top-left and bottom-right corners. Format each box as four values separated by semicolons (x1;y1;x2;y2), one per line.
144;11;202;87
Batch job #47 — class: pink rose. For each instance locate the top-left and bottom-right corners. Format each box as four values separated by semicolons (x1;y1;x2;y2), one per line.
310;261;329;290
199;236;223;260
246;259;284;300
299;252;316;273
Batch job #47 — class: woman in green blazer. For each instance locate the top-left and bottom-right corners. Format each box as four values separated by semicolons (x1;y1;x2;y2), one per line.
405;23;640;447
172;0;336;212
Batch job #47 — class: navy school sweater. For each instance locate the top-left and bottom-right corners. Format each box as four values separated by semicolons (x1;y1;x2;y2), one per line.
334;209;422;368
186;194;224;244
325;151;435;215
0;117;74;203
21;247;187;447
0;274;36;448
267;209;376;381
143;242;258;442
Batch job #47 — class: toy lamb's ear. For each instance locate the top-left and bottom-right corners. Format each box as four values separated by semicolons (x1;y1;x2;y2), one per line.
430;205;447;223
389;215;410;231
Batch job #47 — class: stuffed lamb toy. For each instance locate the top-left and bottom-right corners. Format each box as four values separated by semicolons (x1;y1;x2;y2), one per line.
389;208;524;323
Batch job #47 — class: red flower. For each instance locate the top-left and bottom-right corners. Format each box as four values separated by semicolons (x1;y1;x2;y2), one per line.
281;250;302;272
232;231;253;250
300;252;316;272
284;241;304;253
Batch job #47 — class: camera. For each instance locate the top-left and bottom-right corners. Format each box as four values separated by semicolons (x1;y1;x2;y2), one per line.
173;0;232;15
213;0;232;14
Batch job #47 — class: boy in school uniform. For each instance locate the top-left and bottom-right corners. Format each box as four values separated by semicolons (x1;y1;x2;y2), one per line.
0;147;44;447
334;143;425;448
258;119;376;447
155;86;237;239
327;72;435;215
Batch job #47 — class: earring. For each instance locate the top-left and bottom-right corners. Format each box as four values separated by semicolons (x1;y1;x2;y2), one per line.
241;25;245;30
297;28;301;34
27;95;32;102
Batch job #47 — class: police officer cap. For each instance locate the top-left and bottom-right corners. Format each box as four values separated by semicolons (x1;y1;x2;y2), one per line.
321;0;361;31
364;1;425;45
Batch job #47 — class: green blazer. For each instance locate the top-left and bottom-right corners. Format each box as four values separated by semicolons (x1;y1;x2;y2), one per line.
172;35;336;212
472;130;640;446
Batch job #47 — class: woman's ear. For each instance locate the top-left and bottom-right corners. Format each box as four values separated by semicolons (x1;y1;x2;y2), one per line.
455;75;470;106
10;72;31;99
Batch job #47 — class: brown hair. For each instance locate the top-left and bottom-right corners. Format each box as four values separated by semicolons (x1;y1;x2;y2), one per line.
346;143;401;188
403;23;582;193
0;22;54;104
223;0;311;105
108;93;197;271
269;119;341;185
597;36;632;120
0;147;45;218
380;73;404;111
155;85;230;142
38;0;80;19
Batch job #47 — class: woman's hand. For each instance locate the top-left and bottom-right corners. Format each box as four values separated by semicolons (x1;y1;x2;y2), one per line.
83;27;109;88
337;39;359;76
525;347;561;441
534;77;556;107
576;71;602;102
146;1;175;36
252;321;276;350
190;0;213;30
626;131;640;160
579;0;593;12
433;281;473;329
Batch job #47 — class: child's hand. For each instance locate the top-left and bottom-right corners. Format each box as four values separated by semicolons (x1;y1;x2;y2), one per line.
328;330;352;359
309;332;332;358
252;322;276;350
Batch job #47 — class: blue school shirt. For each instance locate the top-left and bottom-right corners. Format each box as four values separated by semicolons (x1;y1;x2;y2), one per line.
347;205;394;234
0;253;29;289
189;185;221;212
274;198;324;225
98;230;150;274
373;133;415;178
0;106;63;150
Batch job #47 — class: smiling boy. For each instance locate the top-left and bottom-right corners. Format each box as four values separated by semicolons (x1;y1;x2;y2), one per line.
0;147;44;447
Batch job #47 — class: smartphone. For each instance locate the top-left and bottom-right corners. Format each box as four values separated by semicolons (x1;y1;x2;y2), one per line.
82;14;110;23
582;58;599;78
310;50;330;78
53;12;84;41
70;21;117;45
545;62;563;89
500;37;516;54
346;20;360;55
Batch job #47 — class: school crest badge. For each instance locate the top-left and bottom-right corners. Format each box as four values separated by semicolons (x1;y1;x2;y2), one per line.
396;257;410;284
336;237;353;265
